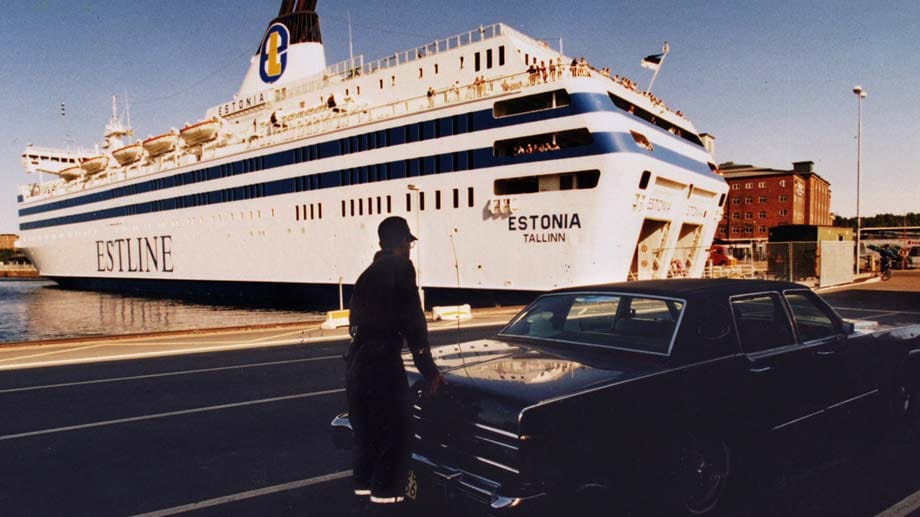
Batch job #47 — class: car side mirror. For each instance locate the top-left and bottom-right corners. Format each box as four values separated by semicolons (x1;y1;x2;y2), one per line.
330;413;353;450
841;321;855;335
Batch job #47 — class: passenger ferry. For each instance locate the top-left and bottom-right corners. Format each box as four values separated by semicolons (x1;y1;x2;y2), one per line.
15;0;728;307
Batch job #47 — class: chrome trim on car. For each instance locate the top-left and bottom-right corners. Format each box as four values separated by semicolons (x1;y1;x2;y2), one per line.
474;423;519;440
475;435;520;451
772;409;825;431
518;354;741;423
498;290;688;357
825;389;879;411
474;455;520;474
459;478;494;496
491;495;523;509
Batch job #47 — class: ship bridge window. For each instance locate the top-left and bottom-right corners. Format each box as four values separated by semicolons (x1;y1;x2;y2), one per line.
608;92;704;148
493;89;570;118
493;128;592;157
494;170;600;195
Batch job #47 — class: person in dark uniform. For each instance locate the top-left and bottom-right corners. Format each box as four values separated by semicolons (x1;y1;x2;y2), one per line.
346;216;444;511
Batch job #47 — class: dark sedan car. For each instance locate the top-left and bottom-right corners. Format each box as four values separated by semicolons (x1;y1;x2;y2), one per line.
332;279;920;516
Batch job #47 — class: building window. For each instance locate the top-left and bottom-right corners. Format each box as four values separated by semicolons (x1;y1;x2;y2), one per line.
732;198;741;205
745;212;753;219
759;211;767;218
759;226;767;233
780;180;787;187
732;184;740;191
779;195;788;202
745;196;752;204
744;182;753;189
732;212;741;220
759;196;767;203
758;181;766;188
779;208;788;216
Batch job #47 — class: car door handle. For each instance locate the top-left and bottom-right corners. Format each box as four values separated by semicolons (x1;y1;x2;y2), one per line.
749;366;771;374
816;350;836;356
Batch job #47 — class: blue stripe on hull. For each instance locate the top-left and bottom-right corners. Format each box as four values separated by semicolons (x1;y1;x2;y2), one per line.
19;92;717;221
47;276;537;311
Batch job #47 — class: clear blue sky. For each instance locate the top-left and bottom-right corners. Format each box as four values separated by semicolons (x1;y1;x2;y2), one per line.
2;0;918;234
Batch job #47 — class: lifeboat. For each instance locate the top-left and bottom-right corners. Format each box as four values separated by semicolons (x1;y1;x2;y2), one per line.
143;131;179;158
179;118;221;146
112;142;144;166
59;165;86;181
81;155;109;175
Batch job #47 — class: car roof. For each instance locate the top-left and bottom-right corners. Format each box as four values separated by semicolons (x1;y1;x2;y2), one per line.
550;278;806;299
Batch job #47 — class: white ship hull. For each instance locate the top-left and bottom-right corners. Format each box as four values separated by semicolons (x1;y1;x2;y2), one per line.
15;6;727;306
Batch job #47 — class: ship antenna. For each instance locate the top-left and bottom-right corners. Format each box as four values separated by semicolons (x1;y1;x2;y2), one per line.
347;10;354;64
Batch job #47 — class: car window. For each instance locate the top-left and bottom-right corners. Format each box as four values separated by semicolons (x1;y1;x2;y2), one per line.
730;293;795;353
502;293;683;355
784;291;839;342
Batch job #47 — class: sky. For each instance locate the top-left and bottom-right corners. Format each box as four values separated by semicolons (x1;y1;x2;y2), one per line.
2;0;918;234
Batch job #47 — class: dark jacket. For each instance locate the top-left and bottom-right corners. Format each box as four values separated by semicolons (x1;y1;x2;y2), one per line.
348;250;439;381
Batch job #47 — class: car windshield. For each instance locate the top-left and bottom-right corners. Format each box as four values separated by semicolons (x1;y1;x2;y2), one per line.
500;292;685;355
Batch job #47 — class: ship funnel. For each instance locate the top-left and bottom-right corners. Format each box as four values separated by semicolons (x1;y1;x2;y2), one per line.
236;0;326;98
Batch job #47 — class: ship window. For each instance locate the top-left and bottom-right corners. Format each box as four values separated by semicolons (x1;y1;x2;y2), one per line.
419;192;426;211
487;48;493;69
436;190;442;210
357;86;361;95
391;75;396;87
639;170;652;190
310;204;315;220
525;53;529;65
367;197;373;215
387;195;392;213
453;188;459;208
296;205;301;221
419;67;423;78
494;128;591;157
468;187;475;207
460;56;464;69
475;51;481;72
493;89;570;118
499;46;505;66
319;203;323;219
379;79;384;89
494;170;600;195
350;199;355;217
376;197;382;214
608;92;704;148
359;198;364;216
406;193;412;212
718;194;726;207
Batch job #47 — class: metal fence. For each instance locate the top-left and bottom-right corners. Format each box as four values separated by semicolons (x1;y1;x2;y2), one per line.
696;241;855;288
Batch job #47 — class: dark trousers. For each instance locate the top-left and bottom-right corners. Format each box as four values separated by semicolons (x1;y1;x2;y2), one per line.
345;340;411;498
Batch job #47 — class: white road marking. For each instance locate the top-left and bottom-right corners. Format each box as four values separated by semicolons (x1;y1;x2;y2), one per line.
0;343;106;364
0;388;344;442
876;487;920;517
0;355;341;394
0;337;334;371
835;306;920;316
129;470;352;517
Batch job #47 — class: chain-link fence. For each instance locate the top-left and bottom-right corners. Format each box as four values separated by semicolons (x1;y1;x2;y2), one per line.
697;241;854;287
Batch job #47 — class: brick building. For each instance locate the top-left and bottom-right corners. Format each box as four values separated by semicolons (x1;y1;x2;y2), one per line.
0;234;18;251
716;161;832;242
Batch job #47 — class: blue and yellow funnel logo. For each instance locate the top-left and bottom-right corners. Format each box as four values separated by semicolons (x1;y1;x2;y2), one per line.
260;23;290;84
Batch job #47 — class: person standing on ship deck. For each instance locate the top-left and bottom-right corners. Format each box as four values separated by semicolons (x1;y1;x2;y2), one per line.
346;216;444;513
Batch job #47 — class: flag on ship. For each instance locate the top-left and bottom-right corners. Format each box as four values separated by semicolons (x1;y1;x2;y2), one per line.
641;53;663;70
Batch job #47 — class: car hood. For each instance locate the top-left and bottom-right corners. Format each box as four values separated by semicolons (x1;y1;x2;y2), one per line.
406;337;666;435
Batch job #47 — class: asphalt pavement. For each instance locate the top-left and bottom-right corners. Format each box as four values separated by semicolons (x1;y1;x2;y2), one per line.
0;275;918;517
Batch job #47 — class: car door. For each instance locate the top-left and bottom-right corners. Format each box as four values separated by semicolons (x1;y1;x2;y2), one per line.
783;289;883;420
730;291;824;438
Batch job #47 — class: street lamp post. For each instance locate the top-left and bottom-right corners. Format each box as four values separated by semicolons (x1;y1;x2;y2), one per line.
407;184;424;310
853;85;867;275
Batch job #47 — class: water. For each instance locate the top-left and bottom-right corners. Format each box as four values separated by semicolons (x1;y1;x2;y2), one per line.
0;280;320;343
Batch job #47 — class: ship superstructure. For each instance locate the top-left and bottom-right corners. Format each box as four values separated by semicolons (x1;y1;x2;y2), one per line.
15;1;728;306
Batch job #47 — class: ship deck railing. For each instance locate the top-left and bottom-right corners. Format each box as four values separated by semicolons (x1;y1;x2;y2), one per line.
19;62;683;203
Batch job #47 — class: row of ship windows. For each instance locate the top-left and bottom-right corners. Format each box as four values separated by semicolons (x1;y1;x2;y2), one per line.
731;195;790;205
294;188;478;223
25;89;582;215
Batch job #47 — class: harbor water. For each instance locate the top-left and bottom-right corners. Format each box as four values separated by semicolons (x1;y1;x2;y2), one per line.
0;280;319;343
